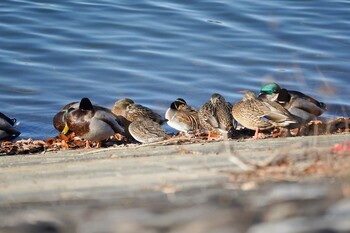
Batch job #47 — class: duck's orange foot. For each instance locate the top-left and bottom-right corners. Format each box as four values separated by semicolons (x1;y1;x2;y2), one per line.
85;140;92;149
207;132;221;140
271;128;283;138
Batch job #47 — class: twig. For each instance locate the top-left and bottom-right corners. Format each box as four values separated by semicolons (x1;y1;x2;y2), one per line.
223;139;256;171
228;156;255;171
76;137;207;157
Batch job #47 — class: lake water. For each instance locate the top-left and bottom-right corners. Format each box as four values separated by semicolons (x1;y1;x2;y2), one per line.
1;0;349;139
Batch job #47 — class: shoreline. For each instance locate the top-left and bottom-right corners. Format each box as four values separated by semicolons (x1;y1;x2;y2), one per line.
0;133;349;232
1;116;349;156
1;133;349;201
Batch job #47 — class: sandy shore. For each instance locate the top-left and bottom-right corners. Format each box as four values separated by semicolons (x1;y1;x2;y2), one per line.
0;133;350;232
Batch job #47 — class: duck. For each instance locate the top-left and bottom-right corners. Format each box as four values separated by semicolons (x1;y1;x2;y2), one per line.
198;93;236;138
165;98;201;134
232;90;299;139
64;97;124;148
259;83;327;123
53;102;79;133
0;112;20;141
112;98;166;125
128;118;167;144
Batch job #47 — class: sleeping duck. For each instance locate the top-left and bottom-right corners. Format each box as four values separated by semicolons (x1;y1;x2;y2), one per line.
0;112;20;141
165;98;202;134
112;98;166;142
232;90;299;139
128;118;167;144
112;98;166;125
64;97;124;148
53;101;79;133
259;83;327;123
198;93;236;139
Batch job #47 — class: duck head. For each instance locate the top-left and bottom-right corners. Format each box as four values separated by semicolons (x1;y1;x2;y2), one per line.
62;97;93;134
112;98;135;117
172;98;187;110
210;93;225;105
242;90;257;101
259;83;284;102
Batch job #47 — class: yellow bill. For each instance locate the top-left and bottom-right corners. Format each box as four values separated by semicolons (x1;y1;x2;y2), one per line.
62;123;70;135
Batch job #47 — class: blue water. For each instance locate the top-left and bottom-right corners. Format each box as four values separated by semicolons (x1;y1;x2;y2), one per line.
1;0;349;139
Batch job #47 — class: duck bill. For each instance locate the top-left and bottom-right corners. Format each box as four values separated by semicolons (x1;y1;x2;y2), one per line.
62;123;70;135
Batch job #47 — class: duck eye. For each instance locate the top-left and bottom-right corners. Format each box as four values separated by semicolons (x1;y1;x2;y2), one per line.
270;84;279;93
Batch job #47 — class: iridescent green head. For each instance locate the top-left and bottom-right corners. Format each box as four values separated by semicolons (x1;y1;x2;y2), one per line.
260;83;280;94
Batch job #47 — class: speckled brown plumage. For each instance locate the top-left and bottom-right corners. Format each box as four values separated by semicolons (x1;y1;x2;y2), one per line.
165;98;201;133
232;91;298;138
112;98;165;124
128;119;167;143
198;93;236;135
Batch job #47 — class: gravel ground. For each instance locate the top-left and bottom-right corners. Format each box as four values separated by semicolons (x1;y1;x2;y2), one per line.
0;133;349;233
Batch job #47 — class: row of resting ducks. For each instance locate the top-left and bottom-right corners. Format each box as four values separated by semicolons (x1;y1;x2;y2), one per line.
0;83;327;147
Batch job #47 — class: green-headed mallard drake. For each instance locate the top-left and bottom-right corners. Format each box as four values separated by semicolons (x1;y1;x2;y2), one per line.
65;97;124;147
259;83;327;123
0;112;20;141
53;102;79;133
165;98;201;134
198;93;236;138
112;98;166;125
128;118;167;144
232;90;299;139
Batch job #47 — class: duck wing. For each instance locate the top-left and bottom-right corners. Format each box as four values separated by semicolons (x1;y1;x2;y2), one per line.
216;102;234;131
287;91;327;115
94;107;124;133
127;104;165;124
129;119;166;143
199;101;219;129
261;100;297;126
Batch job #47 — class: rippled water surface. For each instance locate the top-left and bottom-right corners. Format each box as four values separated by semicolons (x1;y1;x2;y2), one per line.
1;0;349;139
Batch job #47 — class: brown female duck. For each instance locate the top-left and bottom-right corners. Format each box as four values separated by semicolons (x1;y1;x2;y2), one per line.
165;98;201;134
232;91;299;139
198;93;236;138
